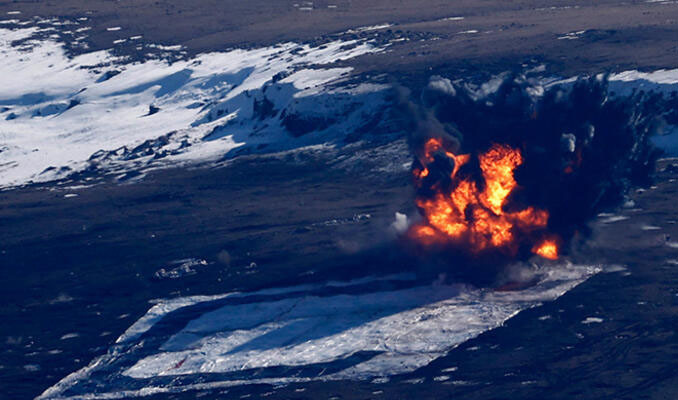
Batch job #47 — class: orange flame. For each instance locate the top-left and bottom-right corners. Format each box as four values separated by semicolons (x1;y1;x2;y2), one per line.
411;138;558;258
533;239;558;260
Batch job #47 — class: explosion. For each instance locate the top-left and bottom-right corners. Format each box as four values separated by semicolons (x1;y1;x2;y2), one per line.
401;74;663;271
533;239;559;260
411;138;558;259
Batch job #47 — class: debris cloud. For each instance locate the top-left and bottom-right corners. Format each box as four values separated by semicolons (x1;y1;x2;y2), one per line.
403;74;664;264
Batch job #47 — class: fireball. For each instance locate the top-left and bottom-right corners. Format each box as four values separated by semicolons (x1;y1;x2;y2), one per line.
410;138;558;259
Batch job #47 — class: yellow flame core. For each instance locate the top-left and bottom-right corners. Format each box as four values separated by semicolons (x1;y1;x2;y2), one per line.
411;138;557;257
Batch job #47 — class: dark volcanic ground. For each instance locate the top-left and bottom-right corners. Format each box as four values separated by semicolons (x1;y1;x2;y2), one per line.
1;1;678;399
2;0;678;77
1;148;677;399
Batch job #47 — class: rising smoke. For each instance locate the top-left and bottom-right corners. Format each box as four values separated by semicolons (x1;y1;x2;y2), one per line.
401;74;665;266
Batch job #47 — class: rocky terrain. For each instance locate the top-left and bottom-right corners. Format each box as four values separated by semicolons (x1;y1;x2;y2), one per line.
1;1;677;399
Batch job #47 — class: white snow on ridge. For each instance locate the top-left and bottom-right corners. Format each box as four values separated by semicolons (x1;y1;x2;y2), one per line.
39;264;600;399
557;30;586;40
0;26;387;188
610;69;678;88
345;23;393;33
3;20;678;189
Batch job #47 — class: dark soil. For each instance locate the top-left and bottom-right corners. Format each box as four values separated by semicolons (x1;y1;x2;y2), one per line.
1;0;678;77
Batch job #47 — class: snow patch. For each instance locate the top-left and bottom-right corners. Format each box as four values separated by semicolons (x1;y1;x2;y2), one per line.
557;30;586;40
40;264;600;399
59;333;79;340
0;25;387;188
438;16;465;22
599;215;629;224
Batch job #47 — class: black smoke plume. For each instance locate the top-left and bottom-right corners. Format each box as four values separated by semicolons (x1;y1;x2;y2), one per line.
402;74;665;261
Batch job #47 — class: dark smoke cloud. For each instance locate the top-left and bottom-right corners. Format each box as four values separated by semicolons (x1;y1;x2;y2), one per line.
404;74;665;259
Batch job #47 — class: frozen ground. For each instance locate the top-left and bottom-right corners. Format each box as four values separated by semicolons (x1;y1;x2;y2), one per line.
2;157;677;400
2;0;678;77
1;10;677;400
40;264;602;399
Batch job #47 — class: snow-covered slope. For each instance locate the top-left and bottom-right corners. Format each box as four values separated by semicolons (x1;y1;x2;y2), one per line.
0;24;390;188
2;20;678;189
